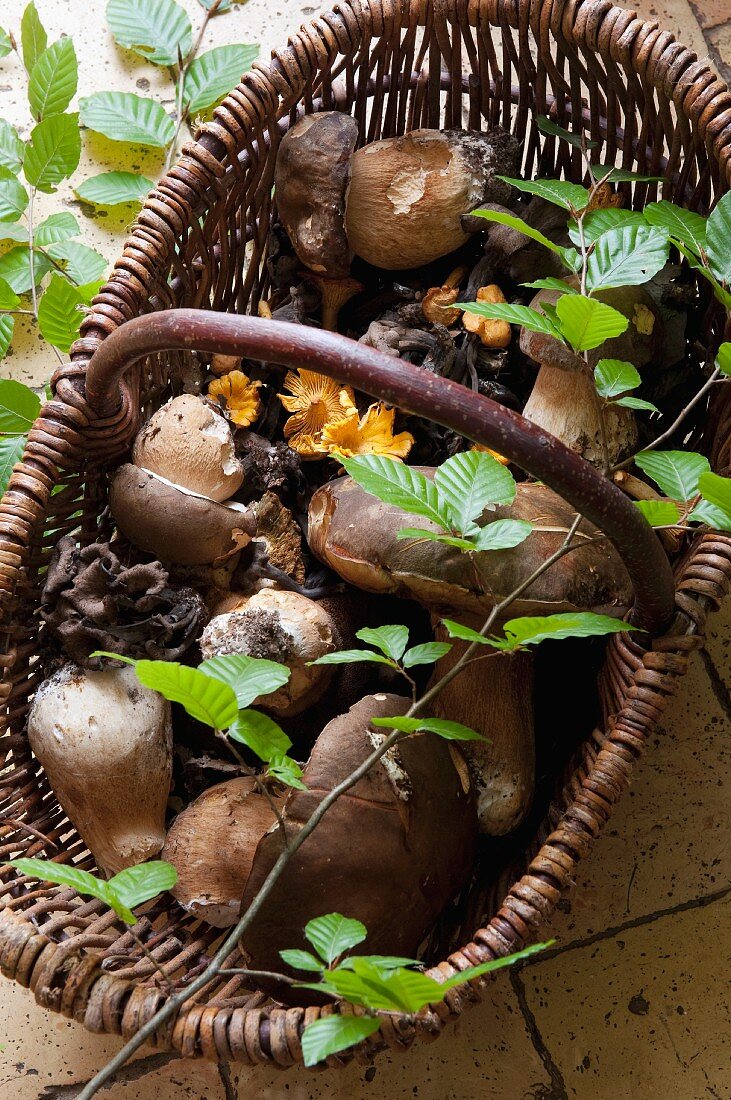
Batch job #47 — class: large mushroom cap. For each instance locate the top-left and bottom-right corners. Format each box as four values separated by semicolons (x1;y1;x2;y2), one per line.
275;111;359;279
110;465;255;566
240;693;476;983
132;394;244;503
308;476;633;619
344;128;518;270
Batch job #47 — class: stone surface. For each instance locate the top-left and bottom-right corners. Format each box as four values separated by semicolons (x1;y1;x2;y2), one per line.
1;0;730;1097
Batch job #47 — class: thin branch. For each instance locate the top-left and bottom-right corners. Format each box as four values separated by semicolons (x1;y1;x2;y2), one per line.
215;729;289;842
163;0;223;171
27;186;38;317
127;929;174;993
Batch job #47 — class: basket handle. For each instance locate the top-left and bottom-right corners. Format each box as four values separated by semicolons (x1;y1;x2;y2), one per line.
85;309;675;635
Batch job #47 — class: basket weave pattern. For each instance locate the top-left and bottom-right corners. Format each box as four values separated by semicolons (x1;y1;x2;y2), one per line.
1;0;731;1066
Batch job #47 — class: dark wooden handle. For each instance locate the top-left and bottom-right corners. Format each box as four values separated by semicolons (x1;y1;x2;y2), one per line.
85;309;676;635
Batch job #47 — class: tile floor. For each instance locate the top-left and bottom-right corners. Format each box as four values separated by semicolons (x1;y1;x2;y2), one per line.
0;0;729;1096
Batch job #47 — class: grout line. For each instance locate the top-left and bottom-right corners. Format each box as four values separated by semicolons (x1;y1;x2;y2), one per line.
699;646;731;725
523;885;731;968
510;969;569;1100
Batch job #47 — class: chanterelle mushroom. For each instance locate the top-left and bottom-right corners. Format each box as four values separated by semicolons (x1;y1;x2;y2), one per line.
274;111;359;279
308;476;632;834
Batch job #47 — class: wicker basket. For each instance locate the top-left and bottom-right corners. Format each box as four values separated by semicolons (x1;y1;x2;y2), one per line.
1;0;731;1069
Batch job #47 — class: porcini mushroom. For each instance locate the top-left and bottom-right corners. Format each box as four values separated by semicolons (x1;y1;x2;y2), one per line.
274;111;359;279
28;664;172;875
520;285;662;467
345;128;519;269
239;692;477;984
308;475;632;834
109;465;256;566
199;588;338;716
162;777;285;928
132;394;245;502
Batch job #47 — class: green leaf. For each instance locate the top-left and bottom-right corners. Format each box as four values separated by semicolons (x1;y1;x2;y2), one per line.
21;3;47;73
228;709;291;762
466;208;579;270
634;450;710;502
23;114;81;192
96;654;240;728
396;527;478;551
472;518;533;551
0;246;52;293
7;857;135;924
198;0;232;8
0;378;39;432
570;208;647;247
369;716;422;734
688;498;731;531
588;164;663;184
594;358;641;399
501;612;634;649
108;861;178;911
441;619;494;646
371;715;484;741
457;301;562;340
643;201;706;257
0;277;21;312
434;450;516;532
634;499;681;526
535;115;596;149
717;343;731;377
35;211;79;247
37;275;85;351
341;455;447;530
79;92;175;148
44;240;106;286
521;277;578;294
309;649;395;668
338;955;421;974
613;395;659;412
279;949;323;973
697;471;731;522
28;37;78;121
106;0;192;67
0;173;29;222
355;625;409;662
438;941;553;989
555;294;628;352
0;224;29;244
305;913;367;965
198;653;290;708
585;225;670;293
0;27;12;59
497;175;590;212
267;754;306;790
0;120;25;175
706;194;731;284
301;1015;380;1068
183;44;259;114
0;432;24;494
401;642;452;668
75;171;153;207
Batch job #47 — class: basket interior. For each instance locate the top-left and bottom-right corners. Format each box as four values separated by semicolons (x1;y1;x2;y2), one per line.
1;0;729;1042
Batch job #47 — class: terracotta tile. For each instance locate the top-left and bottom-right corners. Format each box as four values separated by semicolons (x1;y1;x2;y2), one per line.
689;0;731;31
521;895;731;1098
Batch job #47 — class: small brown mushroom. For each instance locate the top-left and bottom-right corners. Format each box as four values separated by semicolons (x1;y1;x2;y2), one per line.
421;265;469;326
109;465;256;566
28;664;172;875
199;589;337;716
463;285;512;348
308;475;632;834
133;394;244;503
345;128;519;270
302;273;364;332
162;777;285;928
239;693;477;983
274;111;359;279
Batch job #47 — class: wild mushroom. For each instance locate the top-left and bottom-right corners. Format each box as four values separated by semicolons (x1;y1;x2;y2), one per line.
319;402;414;460
27;664;172;875
462;285;512;348
274;111;359;279
520;285;663;467
40;537;207;668
301;273;365;332
109;465;256;566
239;692;477;984
132;394;245;502
206;370;262;428
345;128;519;269
199;588;338;716
277;369;356;458
308;476;632;834
161;777;285;928
421;265;469;326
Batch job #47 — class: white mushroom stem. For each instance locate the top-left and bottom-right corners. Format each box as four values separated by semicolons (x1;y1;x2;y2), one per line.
522;365;638;468
429;624;534;836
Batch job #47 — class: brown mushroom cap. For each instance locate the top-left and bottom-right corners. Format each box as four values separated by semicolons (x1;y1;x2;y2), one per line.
240;693;477;982
345;128;518;270
162;777;285;928
132;394;244;503
308;476;633;620
110;465;256;566
275;111;359;279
